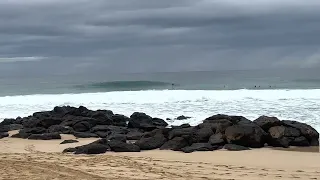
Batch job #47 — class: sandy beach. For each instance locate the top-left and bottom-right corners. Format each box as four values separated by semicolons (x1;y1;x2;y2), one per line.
0;131;319;180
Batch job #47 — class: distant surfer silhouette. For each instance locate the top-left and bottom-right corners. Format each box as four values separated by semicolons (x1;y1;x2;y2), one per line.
171;83;175;89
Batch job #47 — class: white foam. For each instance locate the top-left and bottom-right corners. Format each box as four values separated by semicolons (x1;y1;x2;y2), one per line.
1;89;320;132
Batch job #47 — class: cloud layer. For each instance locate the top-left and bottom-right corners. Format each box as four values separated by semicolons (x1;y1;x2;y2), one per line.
1;0;320;75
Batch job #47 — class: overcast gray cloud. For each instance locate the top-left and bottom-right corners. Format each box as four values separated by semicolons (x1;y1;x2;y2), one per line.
1;0;320;75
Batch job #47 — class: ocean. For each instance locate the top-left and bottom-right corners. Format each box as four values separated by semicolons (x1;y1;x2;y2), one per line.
1;68;320;131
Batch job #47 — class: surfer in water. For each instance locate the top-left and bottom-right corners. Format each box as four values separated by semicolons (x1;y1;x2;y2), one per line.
171;83;175;89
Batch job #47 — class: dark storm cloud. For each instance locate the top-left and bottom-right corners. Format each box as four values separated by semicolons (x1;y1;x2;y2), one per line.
1;0;320;75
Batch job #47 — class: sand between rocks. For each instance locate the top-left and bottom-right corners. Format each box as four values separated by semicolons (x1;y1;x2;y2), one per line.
0;132;319;180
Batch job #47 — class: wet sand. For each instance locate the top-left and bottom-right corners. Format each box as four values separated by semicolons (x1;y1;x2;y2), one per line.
0;131;319;180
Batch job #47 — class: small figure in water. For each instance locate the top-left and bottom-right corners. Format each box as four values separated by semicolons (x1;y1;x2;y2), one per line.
171;83;175;89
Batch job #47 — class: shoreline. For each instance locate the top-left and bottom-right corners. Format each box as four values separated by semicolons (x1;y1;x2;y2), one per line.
0;136;319;180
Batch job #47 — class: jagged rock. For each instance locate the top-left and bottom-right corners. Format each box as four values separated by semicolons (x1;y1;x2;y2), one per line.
73;132;99;138
224;144;250;151
209;133;225;145
108;140;140;152
0;132;9;139
225;124;267;148
60;139;79;144
254;116;281;131
135;130;167;150
182;143;218;153
28;133;61;140
48;125;73;134
160;137;189;151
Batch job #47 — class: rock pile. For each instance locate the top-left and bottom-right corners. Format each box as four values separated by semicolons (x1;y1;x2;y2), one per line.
0;106;318;154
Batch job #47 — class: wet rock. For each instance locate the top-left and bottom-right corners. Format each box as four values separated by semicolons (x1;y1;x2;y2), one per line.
160;137;189;151
182;143;218;153
224;144;250;151
60;139;79;144
28;133;61;140
108;140;140;152
225;124;267;148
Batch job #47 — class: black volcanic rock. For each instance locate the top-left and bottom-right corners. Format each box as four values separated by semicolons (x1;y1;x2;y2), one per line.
74;143;110;154
0;124;23;132
225;124;267;148
160;137;189;151
0;132;9;139
48;125;73;134
60;139;79;144
282;120;319;146
111;114;129;127
224;144;250;151
135;129;167;150
182;143;218;153
73;132;99;138
254;116;281;131
28;133;61;140
108;140;140;152
209;133;225;145
176;115;191;120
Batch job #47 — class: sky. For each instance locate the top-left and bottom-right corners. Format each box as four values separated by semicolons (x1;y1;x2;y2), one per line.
1;0;320;76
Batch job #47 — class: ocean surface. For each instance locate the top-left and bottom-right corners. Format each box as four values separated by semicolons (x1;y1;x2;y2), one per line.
1;68;320;131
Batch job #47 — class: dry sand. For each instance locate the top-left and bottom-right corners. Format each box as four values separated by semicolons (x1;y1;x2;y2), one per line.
0;131;319;180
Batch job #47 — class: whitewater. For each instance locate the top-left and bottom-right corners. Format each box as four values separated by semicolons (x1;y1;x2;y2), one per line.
1;89;320;132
